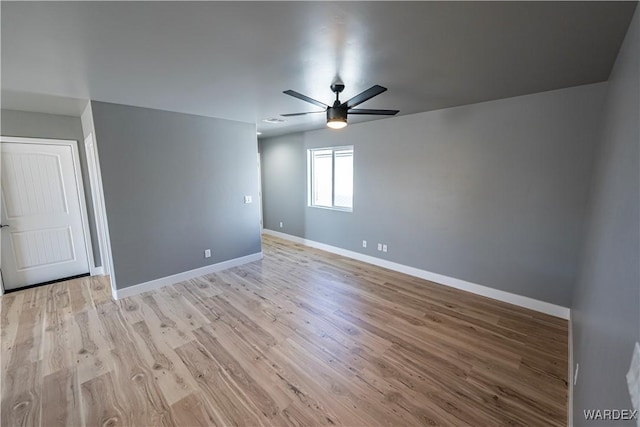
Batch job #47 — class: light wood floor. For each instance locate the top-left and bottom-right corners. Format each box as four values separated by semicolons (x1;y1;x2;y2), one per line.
1;234;568;426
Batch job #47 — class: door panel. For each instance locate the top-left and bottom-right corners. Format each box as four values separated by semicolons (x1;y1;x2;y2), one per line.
1;142;89;290
11;226;75;269
3;152;68;217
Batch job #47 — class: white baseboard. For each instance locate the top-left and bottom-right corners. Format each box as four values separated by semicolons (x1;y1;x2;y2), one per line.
263;229;570;319
568;312;574;426
112;252;263;300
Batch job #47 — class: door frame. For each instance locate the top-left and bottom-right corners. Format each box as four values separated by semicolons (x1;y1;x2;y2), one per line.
84;133;111;277
0;136;96;294
257;153;263;230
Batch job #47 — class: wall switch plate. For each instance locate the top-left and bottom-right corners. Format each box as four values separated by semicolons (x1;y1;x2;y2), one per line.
377;243;382;251
279;222;283;228
362;240;367;248
244;195;252;204
382;244;388;252
204;249;211;258
627;342;640;412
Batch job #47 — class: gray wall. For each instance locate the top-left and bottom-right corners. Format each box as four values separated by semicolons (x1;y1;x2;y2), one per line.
571;6;639;424
91;102;261;290
261;83;607;307
260;133;306;237
0;109;101;267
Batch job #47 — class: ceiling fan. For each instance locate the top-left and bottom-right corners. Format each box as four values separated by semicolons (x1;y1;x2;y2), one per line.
281;83;399;129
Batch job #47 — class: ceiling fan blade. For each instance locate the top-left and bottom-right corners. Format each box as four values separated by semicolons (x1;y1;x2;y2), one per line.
342;85;387;109
283;90;328;108
281;111;325;117
348;108;399;115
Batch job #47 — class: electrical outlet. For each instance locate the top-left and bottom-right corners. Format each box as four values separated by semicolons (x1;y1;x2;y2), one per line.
279;222;283;228
574;363;579;386
204;249;211;258
244;195;252;204
377;243;382;251
383;244;388;252
362;240;367;248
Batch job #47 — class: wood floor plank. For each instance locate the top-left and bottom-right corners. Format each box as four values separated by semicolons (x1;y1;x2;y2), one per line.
174;340;265;426
130;320;200;405
265;344;369;426
80;371;129;427
117;295;147;325
275;335;435;427
157;286;211;330
68;277;93;314
42;284;74;376
0;292;24;358
88;276;112;306
1;235;568;426
1;361;42;427
42;367;81;427
280;401;332;427
171;393;220;427
198;323;294;412
5;306;44;370
71;307;113;385
193;326;280;419
99;308;176;426
137;293;195;349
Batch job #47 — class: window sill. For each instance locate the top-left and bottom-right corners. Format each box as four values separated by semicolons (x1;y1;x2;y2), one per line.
307;205;352;213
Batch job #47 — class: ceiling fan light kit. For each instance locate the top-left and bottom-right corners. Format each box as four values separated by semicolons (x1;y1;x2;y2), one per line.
282;83;399;130
326;107;348;129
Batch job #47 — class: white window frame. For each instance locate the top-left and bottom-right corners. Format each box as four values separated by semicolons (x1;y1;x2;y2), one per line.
307;145;354;212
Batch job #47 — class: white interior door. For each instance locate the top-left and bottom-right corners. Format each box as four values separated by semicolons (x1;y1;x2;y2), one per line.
1;141;90;290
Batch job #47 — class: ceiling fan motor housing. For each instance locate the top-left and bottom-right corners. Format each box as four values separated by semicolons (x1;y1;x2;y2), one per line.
327;106;348;122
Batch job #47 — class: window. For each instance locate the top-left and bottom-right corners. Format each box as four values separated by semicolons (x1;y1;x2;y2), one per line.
308;146;353;211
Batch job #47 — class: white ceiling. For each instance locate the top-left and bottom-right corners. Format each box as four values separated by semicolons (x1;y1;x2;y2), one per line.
1;1;636;137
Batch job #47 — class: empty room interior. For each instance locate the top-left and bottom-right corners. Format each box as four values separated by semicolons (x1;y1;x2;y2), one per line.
1;1;639;426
